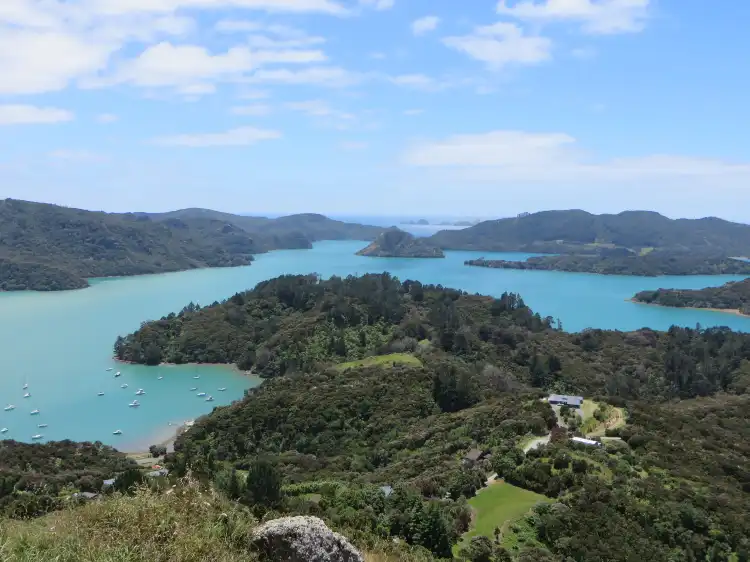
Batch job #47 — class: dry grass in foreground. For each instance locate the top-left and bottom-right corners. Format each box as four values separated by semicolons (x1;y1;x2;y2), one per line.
0;481;433;562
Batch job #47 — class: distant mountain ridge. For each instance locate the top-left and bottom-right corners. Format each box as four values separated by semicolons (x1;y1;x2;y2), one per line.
428;210;750;255
0;200;384;292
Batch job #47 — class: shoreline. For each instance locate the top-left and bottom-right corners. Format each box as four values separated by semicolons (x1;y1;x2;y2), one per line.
113;357;259;378
123;419;195;456
627;298;750;318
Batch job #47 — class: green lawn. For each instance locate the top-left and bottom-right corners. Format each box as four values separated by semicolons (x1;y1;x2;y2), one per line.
334;353;422;371
455;482;550;554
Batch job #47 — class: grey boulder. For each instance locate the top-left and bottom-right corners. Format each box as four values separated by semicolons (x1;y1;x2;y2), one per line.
251;516;364;562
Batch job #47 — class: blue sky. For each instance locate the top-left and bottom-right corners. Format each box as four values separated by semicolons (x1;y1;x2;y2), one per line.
1;0;749;220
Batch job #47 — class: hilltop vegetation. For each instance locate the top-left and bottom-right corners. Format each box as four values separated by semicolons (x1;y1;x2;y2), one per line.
0;199;383;292
466;251;750;276
357;229;445;258
430;209;750;256
0;440;135;518
634;277;750;315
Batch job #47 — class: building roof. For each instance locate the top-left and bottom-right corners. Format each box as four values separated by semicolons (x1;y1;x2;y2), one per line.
147;468;169;478
548;394;584;406
102;478;116;486
571;437;601;447
463;449;486;462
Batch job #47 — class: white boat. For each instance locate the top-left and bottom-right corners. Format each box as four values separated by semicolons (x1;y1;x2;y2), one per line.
31;434;43;440
189;387;197;391
193;375;200;379
157;376;164;380
106;368;113;372
4;405;15;411
135;389;145;396
97;392;104;396
23;393;30;398
113;429;122;435
197;392;207;397
1;428;8;434
129;400;140;407
205;395;214;402
114;371;121;377
37;423;48;428
121;384;128;389
30;410;40;415
22;383;28;390
218;387;227;392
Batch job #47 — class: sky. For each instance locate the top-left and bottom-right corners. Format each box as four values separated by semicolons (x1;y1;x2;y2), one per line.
1;0;749;220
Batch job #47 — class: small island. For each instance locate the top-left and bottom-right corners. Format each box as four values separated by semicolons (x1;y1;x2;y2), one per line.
633;278;750;316
465;252;750;277
356;228;445;258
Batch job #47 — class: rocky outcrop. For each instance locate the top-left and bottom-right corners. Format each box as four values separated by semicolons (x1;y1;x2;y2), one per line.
250;516;364;562
356;228;444;258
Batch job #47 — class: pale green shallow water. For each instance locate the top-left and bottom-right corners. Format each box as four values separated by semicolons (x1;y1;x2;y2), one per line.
1;240;749;448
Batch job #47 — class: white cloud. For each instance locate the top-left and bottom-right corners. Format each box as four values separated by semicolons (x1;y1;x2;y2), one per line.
231;103;273;116
49;149;108;162
248;66;360;87
403;109;424;116
96;113;119;123
404;130;750;186
389;74;443;91
443;22;551;70
412;16;440;36
100;42;326;91
358;0;394;11
90;0;348;16
286;99;353;119
497;0;650;35
339;141;368;150
177;82;217;96
0;104;74;125
152;126;281;147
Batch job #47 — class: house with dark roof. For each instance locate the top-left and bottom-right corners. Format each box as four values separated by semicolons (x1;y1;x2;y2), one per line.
548;394;584;408
462;448;491;465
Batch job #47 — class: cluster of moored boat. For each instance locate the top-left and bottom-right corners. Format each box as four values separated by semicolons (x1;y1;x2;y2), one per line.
2;383;47;439
2;369;226;441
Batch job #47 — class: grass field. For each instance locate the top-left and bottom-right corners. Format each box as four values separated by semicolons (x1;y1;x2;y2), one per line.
334;353;422;371
455;482;550;554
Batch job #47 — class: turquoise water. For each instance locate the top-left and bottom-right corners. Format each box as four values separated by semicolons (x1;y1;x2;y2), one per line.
1;240;749;448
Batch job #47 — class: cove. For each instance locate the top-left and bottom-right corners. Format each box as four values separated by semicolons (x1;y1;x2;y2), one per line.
1;240;749;448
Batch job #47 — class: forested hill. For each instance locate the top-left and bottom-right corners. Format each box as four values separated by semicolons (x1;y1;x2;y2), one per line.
141;208;385;242
634;277;750;315
116;274;750;560
428;209;750;254
0;199;384;292
465;252;750;276
356;228;445;258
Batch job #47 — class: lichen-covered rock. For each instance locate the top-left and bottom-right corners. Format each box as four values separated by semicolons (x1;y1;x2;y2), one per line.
251;516;364;562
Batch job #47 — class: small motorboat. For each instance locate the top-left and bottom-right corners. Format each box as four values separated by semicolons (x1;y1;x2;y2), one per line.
23;383;28;390
1;428;8;434
205;395;214;402
30;409;40;415
4;405;15;411
113;429;122;435
193;375;200;379
135;389;145;396
97;392;104;396
189;387;197;391
157;376;164;380
106;368;113;372
31;434;43;440
23;393;30;398
197;392;207;397
114;371;121;377
129;400;140;407
37;423;48;428
217;387;227;392
121;384;128;389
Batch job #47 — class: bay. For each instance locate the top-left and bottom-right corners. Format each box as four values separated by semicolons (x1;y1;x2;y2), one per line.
1;239;749;449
